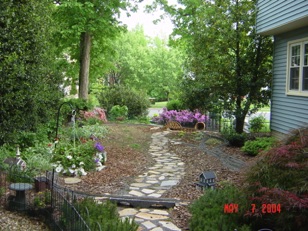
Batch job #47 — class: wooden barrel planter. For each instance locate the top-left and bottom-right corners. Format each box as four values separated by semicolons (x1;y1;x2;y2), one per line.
195;122;206;130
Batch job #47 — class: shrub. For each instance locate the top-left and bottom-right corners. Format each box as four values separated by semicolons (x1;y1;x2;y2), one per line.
61;98;94;112
152;108;208;125
244;134;308;230
69;198;139;231
249;116;266;132
109;105;128;120
22;143;54;174
82;107;108;124
189;183;251;230
242;137;276;156
166;99;184;111
222;128;247;147
99;86;150;118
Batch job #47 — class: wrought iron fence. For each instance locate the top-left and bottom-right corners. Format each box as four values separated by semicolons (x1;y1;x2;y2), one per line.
0;165;91;231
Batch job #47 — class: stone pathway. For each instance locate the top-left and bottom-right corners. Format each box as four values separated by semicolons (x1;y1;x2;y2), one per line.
95;130;246;230
116;131;184;231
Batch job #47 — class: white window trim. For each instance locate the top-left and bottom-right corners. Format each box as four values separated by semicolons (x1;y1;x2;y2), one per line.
286;37;308;97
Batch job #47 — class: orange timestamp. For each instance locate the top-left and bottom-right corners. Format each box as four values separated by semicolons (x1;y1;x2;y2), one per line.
223;203;281;214
251;203;281;214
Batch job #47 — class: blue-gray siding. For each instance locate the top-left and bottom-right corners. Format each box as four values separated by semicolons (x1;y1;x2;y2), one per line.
271;26;308;135
256;0;308;35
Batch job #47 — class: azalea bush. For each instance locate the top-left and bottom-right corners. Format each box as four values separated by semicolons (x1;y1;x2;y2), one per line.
81;107;108;124
152;108;208;125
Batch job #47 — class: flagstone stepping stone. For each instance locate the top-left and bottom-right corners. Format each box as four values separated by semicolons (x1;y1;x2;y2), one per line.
64;177;81;184
135;212;169;220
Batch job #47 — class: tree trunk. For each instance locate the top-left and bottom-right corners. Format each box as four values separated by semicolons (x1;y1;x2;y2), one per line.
235;115;245;134
78;32;91;100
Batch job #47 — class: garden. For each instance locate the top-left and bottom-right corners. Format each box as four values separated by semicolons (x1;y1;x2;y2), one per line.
0;96;307;230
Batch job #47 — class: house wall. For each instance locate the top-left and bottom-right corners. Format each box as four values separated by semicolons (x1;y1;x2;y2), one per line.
256;0;308;35
271;26;308;137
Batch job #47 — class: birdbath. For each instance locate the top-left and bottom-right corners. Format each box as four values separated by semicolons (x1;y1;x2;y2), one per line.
9;183;33;210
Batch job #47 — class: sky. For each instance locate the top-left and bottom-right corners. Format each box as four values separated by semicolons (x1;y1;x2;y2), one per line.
119;1;176;39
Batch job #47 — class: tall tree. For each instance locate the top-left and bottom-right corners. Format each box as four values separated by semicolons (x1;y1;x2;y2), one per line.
154;0;273;133
54;0;134;99
104;26;184;101
0;0;62;144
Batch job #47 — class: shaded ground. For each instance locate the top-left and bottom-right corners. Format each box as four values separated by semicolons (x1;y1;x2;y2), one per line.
59;124;256;230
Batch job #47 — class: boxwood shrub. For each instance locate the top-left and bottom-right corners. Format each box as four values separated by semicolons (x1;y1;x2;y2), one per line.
242;137;276;156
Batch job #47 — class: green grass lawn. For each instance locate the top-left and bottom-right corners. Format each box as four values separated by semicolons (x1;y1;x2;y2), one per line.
150;101;167;108
259;106;270;112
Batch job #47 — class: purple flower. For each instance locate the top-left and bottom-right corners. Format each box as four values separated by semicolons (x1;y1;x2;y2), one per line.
94;142;104;152
152;108;208;124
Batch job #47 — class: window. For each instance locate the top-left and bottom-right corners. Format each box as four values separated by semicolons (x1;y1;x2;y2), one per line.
287;38;308;96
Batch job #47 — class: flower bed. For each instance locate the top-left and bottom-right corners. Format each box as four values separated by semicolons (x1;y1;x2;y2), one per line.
52;125;109;176
152;108;208;126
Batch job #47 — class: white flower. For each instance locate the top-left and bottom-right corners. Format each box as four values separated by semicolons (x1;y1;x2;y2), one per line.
79;161;85;166
68;168;75;174
96;165;106;171
78;167;87;176
96;153;103;161
71;164;76;168
55;166;63;173
103;152;107;162
67;155;73;160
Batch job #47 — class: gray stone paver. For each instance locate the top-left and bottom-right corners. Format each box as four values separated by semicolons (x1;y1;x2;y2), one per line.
116;130;184;231
95;130;246;230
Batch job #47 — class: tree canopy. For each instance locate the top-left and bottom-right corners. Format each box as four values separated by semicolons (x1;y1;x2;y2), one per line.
53;0;135;99
104;26;184;101
153;0;273;133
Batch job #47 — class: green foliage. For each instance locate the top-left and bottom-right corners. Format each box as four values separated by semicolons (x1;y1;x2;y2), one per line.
99;85;150;118
22;143;54;174
52;140;96;174
79;125;109;140
70;198;139;231
189;184;250;231
61;98;94;112
33;190;51;208
222;128;247;147
244;137;308;230
109;105;128;120
155;0;273;133
53;0;133;99
0;0;62;145
104;27;184;101
6;165;34;183
242;137;276;156
249;116;266;132
166;99;184;111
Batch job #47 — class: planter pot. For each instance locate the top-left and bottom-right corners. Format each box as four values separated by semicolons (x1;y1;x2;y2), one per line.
195;122;206;130
34;176;49;192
